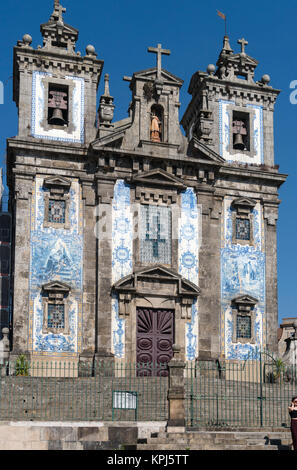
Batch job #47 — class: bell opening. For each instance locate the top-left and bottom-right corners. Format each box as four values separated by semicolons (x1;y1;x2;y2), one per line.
48;84;69;126
232;112;249;152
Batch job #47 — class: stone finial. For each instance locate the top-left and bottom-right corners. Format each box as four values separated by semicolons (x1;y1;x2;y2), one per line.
221;35;233;54
207;64;216;76
86;44;97;57
22;34;32;46
98;73;115;127
104;74;110;96
261;74;271;85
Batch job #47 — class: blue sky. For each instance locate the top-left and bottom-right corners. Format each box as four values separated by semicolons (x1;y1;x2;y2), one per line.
0;0;296;323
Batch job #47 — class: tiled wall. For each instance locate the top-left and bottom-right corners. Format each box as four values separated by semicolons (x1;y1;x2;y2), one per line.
179;188;200;360
28;177;83;356
219;100;264;164
221;197;265;359
31;71;85;143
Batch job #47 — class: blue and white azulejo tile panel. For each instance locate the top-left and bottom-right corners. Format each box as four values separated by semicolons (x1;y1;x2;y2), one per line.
29;176;83;356
179;188;201;361
221;197;265;359
31;71;85;143
219;100;264;164
111;180;133;358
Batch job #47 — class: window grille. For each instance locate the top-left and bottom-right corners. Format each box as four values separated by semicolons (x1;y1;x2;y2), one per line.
140;205;171;265
236;315;252;339
236;218;250;241
48;199;66;224
47;304;65;329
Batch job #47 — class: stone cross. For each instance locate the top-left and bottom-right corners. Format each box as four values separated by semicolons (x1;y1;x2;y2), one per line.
52;0;66;20
148;43;171;79
238;38;248;54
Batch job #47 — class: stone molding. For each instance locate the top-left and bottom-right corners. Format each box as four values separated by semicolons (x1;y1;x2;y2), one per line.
112;265;200;320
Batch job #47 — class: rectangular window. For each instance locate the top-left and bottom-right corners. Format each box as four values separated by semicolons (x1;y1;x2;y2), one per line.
140;205;171;265
236;315;252;339
236;218;250;241
47;304;65;330
48;199;66;224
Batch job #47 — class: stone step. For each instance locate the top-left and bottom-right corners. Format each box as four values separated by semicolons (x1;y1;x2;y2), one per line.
140;430;293;451
137;444;191;451
137;443;282;451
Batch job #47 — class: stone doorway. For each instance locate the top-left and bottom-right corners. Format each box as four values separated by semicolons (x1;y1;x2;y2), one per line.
136;307;174;376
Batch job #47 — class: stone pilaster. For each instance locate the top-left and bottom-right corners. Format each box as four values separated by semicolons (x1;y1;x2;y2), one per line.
11;175;33;355
96;179;114;356
197;186;223;358
79;179;97;367
264;202;279;352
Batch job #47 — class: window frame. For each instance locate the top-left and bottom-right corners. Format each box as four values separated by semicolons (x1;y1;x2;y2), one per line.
43;177;71;230
231;198;256;247
42;282;71;335
139;203;172;267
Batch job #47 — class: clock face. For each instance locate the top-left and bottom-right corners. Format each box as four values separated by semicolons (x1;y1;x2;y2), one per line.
31;71;85;143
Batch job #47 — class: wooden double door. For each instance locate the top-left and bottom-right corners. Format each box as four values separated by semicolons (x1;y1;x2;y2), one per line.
136;308;174;376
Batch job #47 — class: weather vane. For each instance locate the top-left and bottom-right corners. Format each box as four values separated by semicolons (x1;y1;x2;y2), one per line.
217;10;227;36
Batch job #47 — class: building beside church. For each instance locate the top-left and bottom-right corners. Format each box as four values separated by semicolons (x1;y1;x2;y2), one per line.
6;1;287;371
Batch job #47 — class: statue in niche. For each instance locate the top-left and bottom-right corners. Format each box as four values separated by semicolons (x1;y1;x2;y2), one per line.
150;113;161;142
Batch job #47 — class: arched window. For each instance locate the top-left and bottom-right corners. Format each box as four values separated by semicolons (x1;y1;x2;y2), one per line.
150;104;164;142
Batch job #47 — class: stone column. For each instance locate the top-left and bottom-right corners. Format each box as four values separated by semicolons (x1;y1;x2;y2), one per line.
167;345;186;432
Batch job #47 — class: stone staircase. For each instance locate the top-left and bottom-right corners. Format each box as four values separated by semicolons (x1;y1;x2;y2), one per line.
136;429;293;451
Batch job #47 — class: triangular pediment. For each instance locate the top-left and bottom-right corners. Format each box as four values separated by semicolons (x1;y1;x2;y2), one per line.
43;176;71;188
188;137;225;164
132;168;187;190
133;68;183;86
232;197;256;208
113;265;200;297
232;294;258;306
40;21;79;36
231;54;259;67
135;265;180;280
42;280;71;292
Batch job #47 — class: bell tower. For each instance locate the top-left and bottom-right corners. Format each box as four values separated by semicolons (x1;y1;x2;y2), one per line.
181;35;279;167
181;35;286;359
7;1;104;362
12;0;103;144
120;43;186;155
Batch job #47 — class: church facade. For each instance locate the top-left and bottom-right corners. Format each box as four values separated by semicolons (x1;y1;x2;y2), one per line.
6;1;287;369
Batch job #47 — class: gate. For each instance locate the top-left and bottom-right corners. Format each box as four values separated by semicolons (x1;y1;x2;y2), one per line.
186;352;297;428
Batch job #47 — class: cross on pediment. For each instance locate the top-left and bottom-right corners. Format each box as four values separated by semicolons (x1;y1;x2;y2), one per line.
52;0;66;21
148;43;171;79
238;38;248;54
